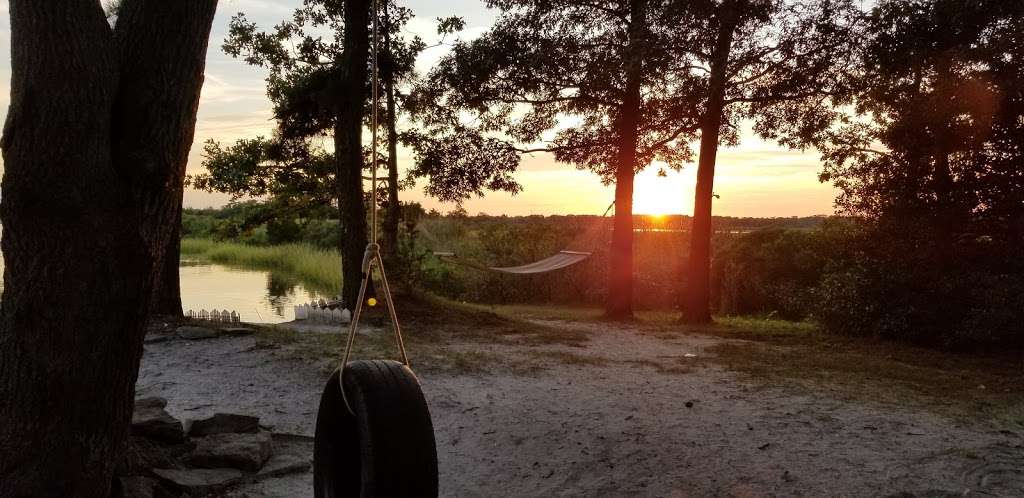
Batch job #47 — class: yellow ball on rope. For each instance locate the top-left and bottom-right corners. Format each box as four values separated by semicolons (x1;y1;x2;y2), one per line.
367;297;378;307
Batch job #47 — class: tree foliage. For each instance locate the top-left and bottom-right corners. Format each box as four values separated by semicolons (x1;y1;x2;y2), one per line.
679;0;861;322
408;0;701;184
223;1;423;139
806;0;1024;349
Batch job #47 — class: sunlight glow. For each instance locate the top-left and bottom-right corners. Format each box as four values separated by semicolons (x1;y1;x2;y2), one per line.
632;167;689;215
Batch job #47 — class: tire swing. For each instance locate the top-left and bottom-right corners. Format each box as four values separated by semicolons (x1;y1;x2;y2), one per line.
314;0;437;494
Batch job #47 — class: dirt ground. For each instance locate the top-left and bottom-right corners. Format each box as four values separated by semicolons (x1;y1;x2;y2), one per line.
137;313;1024;497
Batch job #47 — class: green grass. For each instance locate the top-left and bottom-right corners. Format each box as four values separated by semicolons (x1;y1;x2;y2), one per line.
181;238;341;293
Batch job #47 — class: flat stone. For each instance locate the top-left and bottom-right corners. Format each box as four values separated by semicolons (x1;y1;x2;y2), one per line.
188;413;260;436
117;476;156;498
135;397;168;410
132;398;185;443
176;326;218;340
188;431;273;472
219;327;256;336
255;453;310;479
152;468;243;495
143;334;173;344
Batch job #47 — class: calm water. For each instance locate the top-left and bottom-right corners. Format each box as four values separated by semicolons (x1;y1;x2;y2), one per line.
0;253;316;323
179;260;325;323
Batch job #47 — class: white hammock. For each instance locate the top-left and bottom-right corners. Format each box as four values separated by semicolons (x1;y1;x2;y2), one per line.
434;250;592;275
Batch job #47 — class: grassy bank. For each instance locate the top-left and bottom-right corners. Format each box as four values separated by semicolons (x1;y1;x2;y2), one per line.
181;238;341;293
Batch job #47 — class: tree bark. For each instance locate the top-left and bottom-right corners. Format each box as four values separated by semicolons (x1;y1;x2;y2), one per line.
336;0;372;310
0;1;217;495
381;2;402;264
150;218;184;317
605;0;646;320
116;0;218;319
683;1;740;324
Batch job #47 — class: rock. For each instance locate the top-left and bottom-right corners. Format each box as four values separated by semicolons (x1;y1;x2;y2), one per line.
152;468;242;495
132;397;185;443
121;435;195;475
256;453;311;479
135;397;168;410
188;431;273;472
188;413;260;436
219;327;256;336
117;476;156;498
143;334;173;344
176;326;218;340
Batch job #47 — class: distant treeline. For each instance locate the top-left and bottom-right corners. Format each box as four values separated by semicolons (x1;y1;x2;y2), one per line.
182;202;829;246
184;201;1023;352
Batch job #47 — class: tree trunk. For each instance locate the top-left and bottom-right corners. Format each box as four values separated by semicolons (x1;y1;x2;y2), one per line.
683;2;739;324
605;0;646;320
335;0;372;310
150;218;183;317
381;2;402;264
0;1;217;495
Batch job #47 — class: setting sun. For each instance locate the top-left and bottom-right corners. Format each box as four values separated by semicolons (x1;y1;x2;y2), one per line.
631;167;689;215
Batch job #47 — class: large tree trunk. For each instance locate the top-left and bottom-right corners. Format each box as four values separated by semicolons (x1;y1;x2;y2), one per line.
150;219;184;317
381;2;402;264
683;2;740;324
605;0;647;320
335;0;372;310
0;1;217;495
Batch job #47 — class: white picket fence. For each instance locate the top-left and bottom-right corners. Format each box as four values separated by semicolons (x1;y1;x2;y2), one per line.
186;309;241;323
294;302;351;324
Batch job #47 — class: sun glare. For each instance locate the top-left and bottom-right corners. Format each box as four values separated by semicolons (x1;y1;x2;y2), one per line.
632;167;690;215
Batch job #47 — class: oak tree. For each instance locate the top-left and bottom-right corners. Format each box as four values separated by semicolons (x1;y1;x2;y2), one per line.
0;1;218;495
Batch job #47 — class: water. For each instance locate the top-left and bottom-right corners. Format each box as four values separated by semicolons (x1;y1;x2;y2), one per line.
0;251;315;323
179;260;325;323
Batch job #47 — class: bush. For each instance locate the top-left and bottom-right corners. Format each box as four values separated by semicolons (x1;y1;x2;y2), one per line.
814;217;1024;351
712;227;832;320
267;217;302;245
299;219;342;250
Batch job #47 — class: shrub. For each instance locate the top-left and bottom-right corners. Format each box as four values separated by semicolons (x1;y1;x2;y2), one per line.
814;217;1024;351
712;228;831;320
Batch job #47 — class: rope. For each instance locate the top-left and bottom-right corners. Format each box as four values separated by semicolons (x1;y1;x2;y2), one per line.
370;0;380;246
339;0;410;415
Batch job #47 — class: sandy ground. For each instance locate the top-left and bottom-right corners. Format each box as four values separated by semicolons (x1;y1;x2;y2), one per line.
137;319;1024;497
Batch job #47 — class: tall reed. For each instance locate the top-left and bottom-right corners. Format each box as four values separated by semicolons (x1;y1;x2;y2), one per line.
181;238;341;293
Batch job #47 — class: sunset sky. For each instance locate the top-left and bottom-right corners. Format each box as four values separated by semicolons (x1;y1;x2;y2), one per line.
0;0;838;217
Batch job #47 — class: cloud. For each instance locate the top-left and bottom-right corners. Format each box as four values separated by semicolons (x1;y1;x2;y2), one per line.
200;72;267;105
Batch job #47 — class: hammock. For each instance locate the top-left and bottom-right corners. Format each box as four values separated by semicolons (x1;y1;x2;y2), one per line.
433;250;592;275
426;201;612;275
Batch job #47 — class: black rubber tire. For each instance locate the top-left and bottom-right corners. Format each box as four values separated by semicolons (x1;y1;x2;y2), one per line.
314;359;438;498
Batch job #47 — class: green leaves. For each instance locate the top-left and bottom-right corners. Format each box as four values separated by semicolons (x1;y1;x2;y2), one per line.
401;129;522;203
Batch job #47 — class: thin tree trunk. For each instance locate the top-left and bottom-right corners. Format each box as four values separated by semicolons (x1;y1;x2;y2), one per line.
605;0;647;320
0;0;217;495
336;0;372;310
382;2;402;263
683;2;739;324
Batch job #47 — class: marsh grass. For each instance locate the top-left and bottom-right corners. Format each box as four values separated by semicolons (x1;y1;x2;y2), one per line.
181;238;341;293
